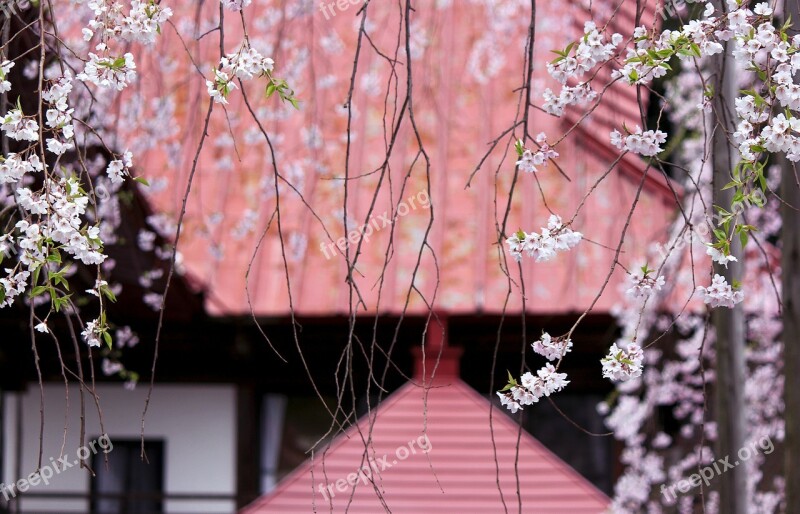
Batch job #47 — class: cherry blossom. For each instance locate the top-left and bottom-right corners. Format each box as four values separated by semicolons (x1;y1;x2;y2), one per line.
106;151;133;184
206;69;237;105
498;363;570;412
496;391;522;413
531;332;573;361
601;343;644;382
697;274;744;308
77;52;137;91
81;319;102;348
0;153;42;183
546;21;621;84
505;214;582;263
1;109;39;142
120;1;174;44
625;265;666;300
0;269;29;307
0;60;13;93
82;0;172;45
514;134;559;173
610;126;667;157
707;246;738;268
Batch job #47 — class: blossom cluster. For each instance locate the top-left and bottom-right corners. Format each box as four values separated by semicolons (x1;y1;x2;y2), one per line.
81;319;102;347
207;44;275;105
15;176;105;270
697;273;743;308
531;332;573;361
106;150;133;184
77;52;137;91
542;22;622;117
514;133;558;173
610;126;667;157
614;26;681;85
542;83;597;117
625;265;665;300
82;0;173;45
615;1;800;167
119;1;173;44
497;363;570;413
601;343;644;382
1;109;39;142
505;214;582;263
546;22;622;84
43;74;76;156
0;269;29;307
0;153;42;184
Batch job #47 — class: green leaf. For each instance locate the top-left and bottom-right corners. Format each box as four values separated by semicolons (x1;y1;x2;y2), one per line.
758;174;767;193
499;370;518;391
133;176;150;186
655;48;673;59
54;294;71;312
101;285;117;303
515;139;525;157
102;331;113;349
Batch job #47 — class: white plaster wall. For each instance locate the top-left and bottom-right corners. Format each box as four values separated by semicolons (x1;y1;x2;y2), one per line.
1;383;237;513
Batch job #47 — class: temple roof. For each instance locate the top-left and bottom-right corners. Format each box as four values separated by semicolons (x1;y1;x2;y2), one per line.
241;327;609;513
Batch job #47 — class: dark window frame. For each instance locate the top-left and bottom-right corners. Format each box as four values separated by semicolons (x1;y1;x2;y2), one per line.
89;438;165;514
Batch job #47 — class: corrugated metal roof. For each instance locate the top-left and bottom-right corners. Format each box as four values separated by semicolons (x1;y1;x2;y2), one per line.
242;346;609;513
131;0;671;317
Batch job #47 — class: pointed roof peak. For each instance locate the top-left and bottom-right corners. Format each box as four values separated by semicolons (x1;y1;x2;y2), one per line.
242;360;609;513
412;314;462;383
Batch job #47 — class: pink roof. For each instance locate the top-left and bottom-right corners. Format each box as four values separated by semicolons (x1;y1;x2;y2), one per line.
242;336;609;513
128;0;672;317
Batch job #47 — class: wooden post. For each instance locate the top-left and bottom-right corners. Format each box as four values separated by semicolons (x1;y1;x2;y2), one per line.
710;1;747;511
783;3;800;511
